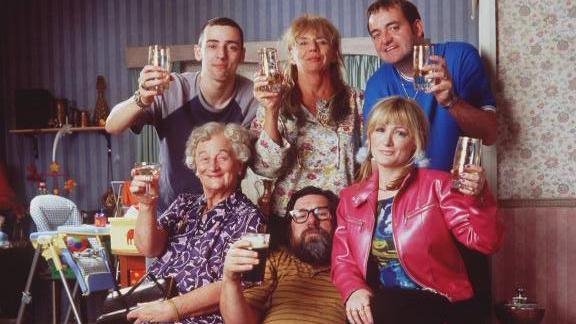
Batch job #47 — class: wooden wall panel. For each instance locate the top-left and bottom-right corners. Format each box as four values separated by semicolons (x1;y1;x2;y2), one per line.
493;206;576;324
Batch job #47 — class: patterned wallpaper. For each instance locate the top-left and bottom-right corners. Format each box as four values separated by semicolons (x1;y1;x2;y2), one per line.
496;0;576;200
1;0;477;210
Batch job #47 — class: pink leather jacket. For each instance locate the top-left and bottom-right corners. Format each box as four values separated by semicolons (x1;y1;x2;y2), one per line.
331;168;503;302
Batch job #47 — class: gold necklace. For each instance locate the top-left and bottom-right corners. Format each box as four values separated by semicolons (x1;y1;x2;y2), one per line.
316;97;336;128
396;68;420;100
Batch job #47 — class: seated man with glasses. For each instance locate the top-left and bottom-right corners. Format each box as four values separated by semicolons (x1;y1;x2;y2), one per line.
220;186;346;324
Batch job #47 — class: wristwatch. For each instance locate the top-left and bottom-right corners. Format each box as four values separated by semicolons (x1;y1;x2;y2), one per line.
133;90;150;109
444;94;459;110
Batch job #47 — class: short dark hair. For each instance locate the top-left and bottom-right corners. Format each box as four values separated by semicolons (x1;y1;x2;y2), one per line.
268;186;338;250
285;186;339;218
198;17;244;46
366;0;421;31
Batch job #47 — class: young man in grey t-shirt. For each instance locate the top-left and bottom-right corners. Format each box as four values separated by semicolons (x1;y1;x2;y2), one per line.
106;17;258;213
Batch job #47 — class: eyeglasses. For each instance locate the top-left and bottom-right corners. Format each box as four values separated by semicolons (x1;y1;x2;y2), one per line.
288;206;332;224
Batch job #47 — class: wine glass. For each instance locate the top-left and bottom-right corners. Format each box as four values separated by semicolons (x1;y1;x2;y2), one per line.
148;45;172;92
257;47;282;93
132;162;161;199
413;39;434;92
451;136;482;189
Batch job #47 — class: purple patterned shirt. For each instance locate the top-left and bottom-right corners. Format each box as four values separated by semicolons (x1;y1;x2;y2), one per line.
149;191;265;324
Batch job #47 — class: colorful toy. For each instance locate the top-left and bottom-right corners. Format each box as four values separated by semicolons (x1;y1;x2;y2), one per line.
65;235;88;252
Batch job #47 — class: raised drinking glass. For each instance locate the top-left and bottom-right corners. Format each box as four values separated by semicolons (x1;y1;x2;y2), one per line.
148;45;171;92
133;162;161;199
257;47;282;93
413;39;434;92
451;136;482;189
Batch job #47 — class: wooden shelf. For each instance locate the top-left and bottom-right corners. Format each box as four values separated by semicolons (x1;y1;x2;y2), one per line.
8;126;111;159
9;126;106;134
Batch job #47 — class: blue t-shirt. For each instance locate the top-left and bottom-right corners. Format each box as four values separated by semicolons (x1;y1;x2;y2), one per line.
363;42;496;171
131;72;258;213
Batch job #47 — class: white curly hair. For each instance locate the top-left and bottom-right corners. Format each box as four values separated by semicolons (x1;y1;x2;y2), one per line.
184;122;253;172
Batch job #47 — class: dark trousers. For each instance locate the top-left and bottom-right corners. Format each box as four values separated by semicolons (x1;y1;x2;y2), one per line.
370;287;485;324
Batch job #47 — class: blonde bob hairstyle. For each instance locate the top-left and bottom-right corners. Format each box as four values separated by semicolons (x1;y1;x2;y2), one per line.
184;122;252;173
357;96;429;186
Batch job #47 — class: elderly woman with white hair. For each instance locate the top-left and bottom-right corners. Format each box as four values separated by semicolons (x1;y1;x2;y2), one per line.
127;122;266;324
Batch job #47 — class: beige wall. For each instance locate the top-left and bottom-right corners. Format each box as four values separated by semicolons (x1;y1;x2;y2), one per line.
496;1;576;200
493;1;576;323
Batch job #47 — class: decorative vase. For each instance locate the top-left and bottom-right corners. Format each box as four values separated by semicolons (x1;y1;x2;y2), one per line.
93;75;109;127
256;179;274;219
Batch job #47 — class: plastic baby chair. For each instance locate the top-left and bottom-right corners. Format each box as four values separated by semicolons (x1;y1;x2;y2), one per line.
17;194;83;324
29;194;82;232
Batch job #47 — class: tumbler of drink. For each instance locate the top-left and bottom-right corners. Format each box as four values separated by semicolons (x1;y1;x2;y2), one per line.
257;47;282;93
241;232;270;284
413;39;434;92
148;45;172;92
451;136;482;189
132;162;162;199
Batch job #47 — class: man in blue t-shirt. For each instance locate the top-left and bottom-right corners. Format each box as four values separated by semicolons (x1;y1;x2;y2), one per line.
363;2;497;323
363;0;497;171
106;17;258;213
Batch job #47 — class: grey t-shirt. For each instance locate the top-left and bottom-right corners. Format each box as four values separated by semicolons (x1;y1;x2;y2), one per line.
132;72;258;213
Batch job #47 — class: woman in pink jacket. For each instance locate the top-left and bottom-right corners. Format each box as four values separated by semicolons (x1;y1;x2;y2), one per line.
331;96;503;324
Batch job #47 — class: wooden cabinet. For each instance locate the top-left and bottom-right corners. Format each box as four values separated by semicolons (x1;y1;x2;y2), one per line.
116;253;146;287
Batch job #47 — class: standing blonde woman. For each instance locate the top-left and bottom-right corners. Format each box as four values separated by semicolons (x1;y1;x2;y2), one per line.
251;14;361;219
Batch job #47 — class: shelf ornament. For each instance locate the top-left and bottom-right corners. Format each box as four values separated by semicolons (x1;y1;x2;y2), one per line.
93;75;109;127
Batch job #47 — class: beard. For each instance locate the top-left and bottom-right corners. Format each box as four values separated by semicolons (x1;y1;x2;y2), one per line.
291;227;332;266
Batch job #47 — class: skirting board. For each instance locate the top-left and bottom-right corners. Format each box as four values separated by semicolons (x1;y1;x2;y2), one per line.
498;199;576;208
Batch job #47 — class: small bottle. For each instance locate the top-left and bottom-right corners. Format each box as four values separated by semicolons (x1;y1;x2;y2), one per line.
94;209;108;227
37;182;49;195
80;110;89;127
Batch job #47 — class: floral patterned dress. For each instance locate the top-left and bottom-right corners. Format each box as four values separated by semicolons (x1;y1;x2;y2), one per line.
251;97;361;217
149;191;265;324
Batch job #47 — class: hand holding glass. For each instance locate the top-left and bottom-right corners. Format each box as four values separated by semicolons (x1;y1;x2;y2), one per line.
148;45;171;93
413;39;434;92
256;47;282;93
132;162;161;199
240;233;270;284
451;137;482;190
